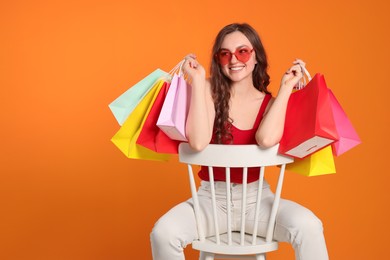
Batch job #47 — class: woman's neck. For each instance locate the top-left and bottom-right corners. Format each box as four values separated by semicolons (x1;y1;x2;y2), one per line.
230;76;257;98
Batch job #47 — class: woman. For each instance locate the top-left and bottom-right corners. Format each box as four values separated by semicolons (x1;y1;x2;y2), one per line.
151;23;329;260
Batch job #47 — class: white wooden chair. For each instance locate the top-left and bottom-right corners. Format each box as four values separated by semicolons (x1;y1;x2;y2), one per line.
178;143;294;260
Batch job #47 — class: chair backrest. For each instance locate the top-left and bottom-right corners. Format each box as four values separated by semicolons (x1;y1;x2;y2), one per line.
179;143;294;247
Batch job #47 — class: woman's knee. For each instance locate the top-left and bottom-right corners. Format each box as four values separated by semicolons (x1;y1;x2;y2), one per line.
277;200;324;242
151;217;179;247
291;208;323;233
299;211;324;236
150;202;197;249
150;220;165;245
150;217;188;259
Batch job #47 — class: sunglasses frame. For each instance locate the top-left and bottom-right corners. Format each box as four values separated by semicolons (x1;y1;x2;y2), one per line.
215;47;254;65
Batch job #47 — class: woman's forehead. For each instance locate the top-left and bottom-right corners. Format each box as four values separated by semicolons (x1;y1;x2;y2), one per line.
221;31;252;50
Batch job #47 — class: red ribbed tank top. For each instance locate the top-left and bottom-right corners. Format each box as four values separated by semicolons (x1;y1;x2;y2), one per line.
198;94;272;184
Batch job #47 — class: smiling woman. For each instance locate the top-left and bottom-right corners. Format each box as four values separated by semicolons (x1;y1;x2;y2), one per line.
150;23;329;260
0;0;387;259
216;32;258;85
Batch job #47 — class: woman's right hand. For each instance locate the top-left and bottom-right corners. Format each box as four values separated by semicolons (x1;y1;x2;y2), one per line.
182;53;206;83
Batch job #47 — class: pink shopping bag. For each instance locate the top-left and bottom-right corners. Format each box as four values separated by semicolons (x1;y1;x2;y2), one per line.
156;74;190;141
328;89;361;156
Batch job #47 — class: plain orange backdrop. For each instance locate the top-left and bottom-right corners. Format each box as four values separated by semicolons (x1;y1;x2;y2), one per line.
1;0;389;259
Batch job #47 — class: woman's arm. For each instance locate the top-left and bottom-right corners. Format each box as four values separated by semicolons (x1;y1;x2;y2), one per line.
256;59;306;148
183;55;215;151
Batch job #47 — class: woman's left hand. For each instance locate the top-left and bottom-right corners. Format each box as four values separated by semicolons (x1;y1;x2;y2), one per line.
280;59;306;91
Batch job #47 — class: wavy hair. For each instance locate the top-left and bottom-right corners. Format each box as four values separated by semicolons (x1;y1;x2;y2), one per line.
210;23;271;143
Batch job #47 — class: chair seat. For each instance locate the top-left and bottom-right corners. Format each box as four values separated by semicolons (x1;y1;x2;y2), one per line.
192;232;278;255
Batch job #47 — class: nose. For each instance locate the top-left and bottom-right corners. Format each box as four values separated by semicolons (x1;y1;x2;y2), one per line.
230;53;239;63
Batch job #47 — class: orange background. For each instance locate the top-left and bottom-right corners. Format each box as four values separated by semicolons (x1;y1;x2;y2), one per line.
1;0;389;259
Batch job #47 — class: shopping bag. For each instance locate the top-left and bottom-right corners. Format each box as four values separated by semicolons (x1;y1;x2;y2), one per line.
328;90;361;156
136;81;180;154
109;69;169;125
279;72;339;158
156;73;190;141
286;145;336;176
111;79;170;161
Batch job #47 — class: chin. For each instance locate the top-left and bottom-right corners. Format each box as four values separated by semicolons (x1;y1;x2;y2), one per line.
228;72;251;82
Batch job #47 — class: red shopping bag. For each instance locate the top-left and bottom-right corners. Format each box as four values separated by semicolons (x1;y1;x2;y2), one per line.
136;81;180;154
279;73;339;158
157;74;190;141
328;90;361;156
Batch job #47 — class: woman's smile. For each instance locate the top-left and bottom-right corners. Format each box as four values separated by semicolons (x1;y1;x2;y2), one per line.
229;65;246;71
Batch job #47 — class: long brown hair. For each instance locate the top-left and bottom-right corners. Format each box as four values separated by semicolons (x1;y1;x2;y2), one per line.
210;23;271;143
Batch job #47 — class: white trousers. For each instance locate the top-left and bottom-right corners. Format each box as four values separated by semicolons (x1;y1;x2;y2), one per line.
151;181;329;260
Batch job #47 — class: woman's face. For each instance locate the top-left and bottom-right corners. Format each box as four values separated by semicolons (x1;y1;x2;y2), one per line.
219;31;257;83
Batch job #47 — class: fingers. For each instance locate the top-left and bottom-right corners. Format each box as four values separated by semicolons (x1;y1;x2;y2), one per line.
182;53;206;82
293;58;306;67
183;59;198;70
184;53;197;60
285;58;306;76
184;54;199;69
285;64;303;77
280;59;307;90
293;58;306;75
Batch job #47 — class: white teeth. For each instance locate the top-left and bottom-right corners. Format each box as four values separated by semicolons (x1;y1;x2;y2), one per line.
230;67;243;71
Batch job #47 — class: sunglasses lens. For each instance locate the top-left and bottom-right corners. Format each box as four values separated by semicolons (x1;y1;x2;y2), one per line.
218;51;231;65
235;48;252;62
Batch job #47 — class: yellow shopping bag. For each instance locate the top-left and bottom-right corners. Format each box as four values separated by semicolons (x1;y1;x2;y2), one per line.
286;146;336;176
111;79;170;161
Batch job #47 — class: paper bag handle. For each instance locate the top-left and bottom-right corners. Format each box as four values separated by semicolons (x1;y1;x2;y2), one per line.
168;59;185;77
294;66;312;90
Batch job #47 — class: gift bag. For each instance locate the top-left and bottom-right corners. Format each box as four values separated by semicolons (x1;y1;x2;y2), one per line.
156;72;190;141
109;69;169;125
286;145;336;176
279;70;339;158
328;90;361;156
136;81;180;154
111;79;170;161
